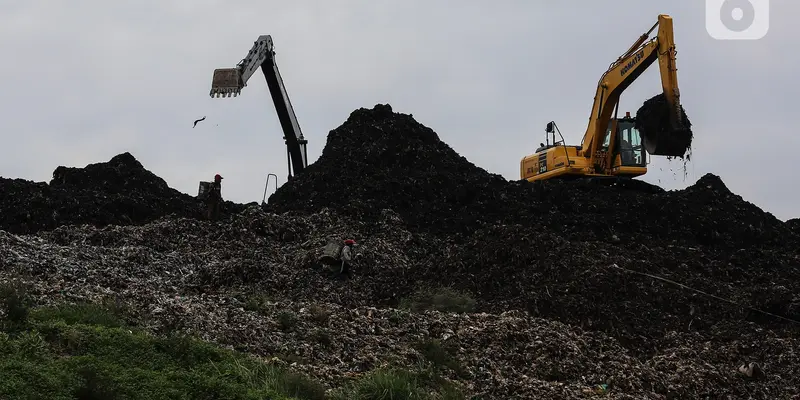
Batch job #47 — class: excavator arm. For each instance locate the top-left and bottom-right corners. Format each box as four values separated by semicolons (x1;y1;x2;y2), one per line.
210;35;308;179
580;14;684;166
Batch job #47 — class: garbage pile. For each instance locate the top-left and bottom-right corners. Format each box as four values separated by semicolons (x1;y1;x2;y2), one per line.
1;104;798;398
264;104;800;359
0;152;245;234
268;105;788;250
2;207;798;398
266;103;516;236
788;218;799;233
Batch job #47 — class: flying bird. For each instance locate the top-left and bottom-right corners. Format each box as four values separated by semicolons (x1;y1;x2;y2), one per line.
193;116;206;128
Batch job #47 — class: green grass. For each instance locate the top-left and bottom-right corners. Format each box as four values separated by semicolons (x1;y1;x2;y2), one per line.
415;339;467;378
0;302;327;400
330;368;466;400
0;283;466;400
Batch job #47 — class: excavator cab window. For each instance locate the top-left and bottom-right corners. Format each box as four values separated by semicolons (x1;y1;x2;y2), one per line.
618;120;644;166
602;119;646;167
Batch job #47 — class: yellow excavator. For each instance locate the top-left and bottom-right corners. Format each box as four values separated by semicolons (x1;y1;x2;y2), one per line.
520;14;691;182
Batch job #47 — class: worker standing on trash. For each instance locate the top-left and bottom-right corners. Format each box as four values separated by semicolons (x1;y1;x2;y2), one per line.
206;174;223;220
339;239;358;273
318;238;361;274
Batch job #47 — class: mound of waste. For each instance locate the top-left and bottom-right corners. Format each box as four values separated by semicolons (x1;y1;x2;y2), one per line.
788;218;799;232
29;201;798;352
1;103;798;397
0;152;244;234
266;103;516;236
263;104;800;346
268;104;793;250
3;209;798;398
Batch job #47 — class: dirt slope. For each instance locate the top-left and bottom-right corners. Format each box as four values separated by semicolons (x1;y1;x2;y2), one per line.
0;152;245;234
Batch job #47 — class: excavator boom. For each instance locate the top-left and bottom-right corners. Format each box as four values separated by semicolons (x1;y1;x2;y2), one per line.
647;15;688;156
581;14;685;159
210;35;308;179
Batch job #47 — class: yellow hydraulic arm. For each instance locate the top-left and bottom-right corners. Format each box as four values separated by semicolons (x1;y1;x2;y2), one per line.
520;14;689;182
581;14;683;167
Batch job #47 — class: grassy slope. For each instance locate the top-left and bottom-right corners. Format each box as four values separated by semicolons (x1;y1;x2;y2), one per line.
0;286;465;400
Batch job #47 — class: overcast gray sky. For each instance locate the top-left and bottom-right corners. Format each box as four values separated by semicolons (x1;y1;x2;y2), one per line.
1;1;796;221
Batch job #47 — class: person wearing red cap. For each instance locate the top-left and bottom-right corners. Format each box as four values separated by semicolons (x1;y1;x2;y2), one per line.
338;239;364;273
318;238;361;274
206;173;224;220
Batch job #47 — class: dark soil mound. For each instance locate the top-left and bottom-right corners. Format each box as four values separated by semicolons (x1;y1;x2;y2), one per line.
50;152;172;194
653;173;794;248
0;152;244;234
788;218;800;232
268;104;792;249
1;104;798;397
266;104;512;235
267;104;665;236
262;103;800;347
635;93;693;158
432;218;800;349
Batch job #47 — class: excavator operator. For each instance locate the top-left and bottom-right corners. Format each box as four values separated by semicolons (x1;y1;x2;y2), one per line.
620;139;635;165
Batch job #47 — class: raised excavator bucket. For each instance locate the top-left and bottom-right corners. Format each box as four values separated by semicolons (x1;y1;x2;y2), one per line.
635;93;693;157
210;68;244;98
636;16;693;158
643;125;692;156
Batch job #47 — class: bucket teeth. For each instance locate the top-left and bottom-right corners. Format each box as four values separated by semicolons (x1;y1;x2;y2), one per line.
210;68;243;98
209;87;241;98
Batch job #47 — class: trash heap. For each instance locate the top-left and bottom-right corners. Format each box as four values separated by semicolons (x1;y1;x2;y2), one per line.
788;218;799;233
265;104;799;342
268;105;784;250
0;152;245;234
3;203;796;398
1;104;799;398
266;103;515;236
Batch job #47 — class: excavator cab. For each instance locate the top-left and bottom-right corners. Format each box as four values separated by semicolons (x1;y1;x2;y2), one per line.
602;113;646;168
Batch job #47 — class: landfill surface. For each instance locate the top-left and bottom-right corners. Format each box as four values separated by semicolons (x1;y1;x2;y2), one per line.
1;104;799;399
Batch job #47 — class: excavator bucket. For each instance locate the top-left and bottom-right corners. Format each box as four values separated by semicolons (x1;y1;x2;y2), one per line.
210;68;244;98
642;126;693;156
635;94;693;157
